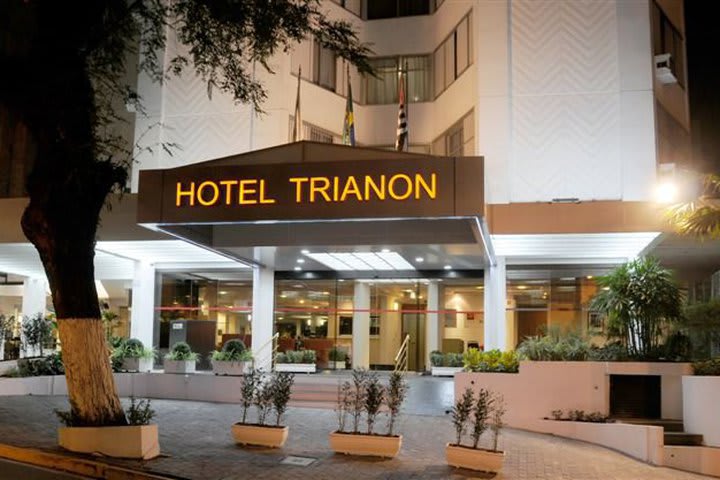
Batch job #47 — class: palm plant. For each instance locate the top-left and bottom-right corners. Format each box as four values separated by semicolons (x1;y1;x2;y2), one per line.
590;257;682;359
666;173;720;237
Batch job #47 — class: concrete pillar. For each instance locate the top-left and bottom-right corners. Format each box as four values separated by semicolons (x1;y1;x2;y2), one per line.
21;277;48;358
483;256;507;351
425;280;441;369
251;247;276;371
130;261;156;348
352;281;370;369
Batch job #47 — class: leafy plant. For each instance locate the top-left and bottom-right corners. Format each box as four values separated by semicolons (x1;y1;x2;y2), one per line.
240;370;261;424
451;388;474;446
350;368;368;434
431;351;464;367
270;372;295;426
301;350;316;364
254;373;275;426
693;358;720;376
551;409;563;420
385;371;408;436
590;257;682;359
112;338;154;360
21;313;53;357
588;342;628;361
490;394;506;452
470;389;492;449
212;339;252;362
517;327;591;361
164;341;199;361
364;372;384;434
275;350;316;364
0;314;16;340
329;347;347;362
18;352;64;377
335;381;352;433
430;350;444;367
274;352;288;364
463;348;520;373
126;397;156;426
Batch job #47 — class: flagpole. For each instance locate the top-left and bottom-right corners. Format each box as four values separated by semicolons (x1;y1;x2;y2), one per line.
404;60;408;150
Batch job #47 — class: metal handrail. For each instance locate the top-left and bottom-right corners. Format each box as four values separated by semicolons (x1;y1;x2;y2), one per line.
252;332;279;371
394;334;410;373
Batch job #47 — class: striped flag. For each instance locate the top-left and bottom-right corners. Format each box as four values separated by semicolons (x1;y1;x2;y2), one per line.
342;65;356;146
292;65;302;142
395;64;408;152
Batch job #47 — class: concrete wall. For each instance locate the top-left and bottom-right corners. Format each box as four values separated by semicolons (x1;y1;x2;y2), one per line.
455;361;692;432
682;375;720;448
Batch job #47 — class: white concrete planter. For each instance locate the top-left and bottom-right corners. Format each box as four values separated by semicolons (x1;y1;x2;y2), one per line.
122;357;154;372
275;363;316;373
328;361;347;370
58;424;160;459
682;375;720;447
431;366;464;377
163;359;196;374
232;423;288;448
329;431;402;458
446;444;505;472
212;360;250;376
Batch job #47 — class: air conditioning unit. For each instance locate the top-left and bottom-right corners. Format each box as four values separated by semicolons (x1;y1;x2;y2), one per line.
654;53;677;85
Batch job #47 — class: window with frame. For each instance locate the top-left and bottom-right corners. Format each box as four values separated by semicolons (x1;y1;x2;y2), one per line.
433;12;472;98
651;1;685;87
313;42;337;91
365;55;431;105
432;110;474;156
367;0;431;20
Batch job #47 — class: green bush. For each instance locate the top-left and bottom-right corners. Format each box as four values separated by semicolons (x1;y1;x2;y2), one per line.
111;338;155;360
588;342;628;361
430;351;464;367
517;329;591;361
165;341;199;361
223;339;247;355
17;352;64;376
693;358;720;376
211;339;251;362
329;347;347;362
462;348;519;373
276;350;317;364
430;350;444;367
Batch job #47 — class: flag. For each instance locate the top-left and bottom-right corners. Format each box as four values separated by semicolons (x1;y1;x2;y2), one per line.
292;65;302;142
342;65;356;146
395;64;408;152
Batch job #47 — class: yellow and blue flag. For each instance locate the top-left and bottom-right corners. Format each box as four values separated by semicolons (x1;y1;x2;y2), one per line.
342;66;356;146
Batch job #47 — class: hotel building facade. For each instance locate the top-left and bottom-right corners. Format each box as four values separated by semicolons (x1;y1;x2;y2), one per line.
0;0;700;371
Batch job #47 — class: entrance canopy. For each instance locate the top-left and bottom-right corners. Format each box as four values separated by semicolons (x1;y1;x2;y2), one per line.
137;142;491;274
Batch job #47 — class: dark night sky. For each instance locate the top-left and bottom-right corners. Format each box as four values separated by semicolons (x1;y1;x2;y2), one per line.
685;1;720;173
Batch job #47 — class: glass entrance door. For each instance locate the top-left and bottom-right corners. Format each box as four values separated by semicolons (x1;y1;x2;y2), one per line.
402;308;426;371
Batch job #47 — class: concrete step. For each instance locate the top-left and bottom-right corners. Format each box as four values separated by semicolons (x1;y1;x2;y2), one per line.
616;418;685;432
664;432;704;446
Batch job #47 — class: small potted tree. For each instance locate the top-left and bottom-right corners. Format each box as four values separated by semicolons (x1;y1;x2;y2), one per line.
57;397;160;460
328;347;348;370
329;369;408;458
163;341;199;374
446;387;506;473
231;369;295;448
112;338;155;372
275;349;317;373
212;339;252;375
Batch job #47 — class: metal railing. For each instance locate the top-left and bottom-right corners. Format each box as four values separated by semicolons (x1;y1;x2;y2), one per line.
393;334;410;373
252;332;279;371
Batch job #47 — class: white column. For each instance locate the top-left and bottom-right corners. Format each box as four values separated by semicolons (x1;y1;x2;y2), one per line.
130;261;156;348
251;247;276;371
425;280;441;369
21;277;48;358
352;281;370;369
483;256;507;351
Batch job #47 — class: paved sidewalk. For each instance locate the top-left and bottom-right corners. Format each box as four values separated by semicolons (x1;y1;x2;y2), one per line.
0;395;712;480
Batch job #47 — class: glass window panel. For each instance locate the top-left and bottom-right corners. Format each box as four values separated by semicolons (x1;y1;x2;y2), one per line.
405;55;431;102
433;45;445;97
399;0;430;17
456;16;469;74
367;0;397;19
444;37;455;88
313;43;336;90
366;57;398;104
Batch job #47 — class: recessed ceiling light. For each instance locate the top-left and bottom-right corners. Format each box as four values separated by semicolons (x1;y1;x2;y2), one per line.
381;248;390;253
586;275;593;279
475;286;483;289
415;257;424;262
297;258;305;263
294;266;302;271
301;249;310;254
299;299;305;304
517;285;527;290
313;305;319;309
338;279;345;282
219;291;227;295
444;265;452;270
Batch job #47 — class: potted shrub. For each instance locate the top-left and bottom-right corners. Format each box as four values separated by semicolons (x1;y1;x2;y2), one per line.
57;397;160;460
446;387;506;473
112;338;155;372
329;369;408;458
430;351;464;376
328;347;348;370
212;339;252;375
275;349;317;373
164;341;198;374
231;369;295;448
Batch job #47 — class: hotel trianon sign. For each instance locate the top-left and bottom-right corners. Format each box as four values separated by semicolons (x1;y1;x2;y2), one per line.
138;156;483;225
